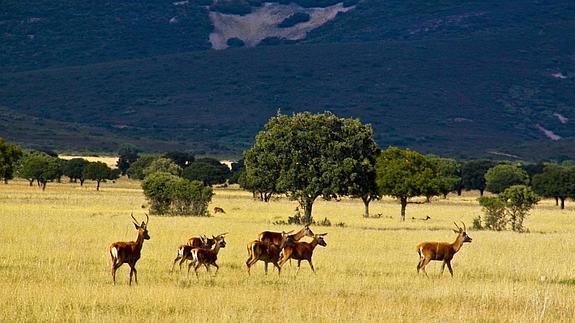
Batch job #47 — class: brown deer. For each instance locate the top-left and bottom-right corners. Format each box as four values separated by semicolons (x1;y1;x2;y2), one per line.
171;234;227;272
245;231;290;275
278;233;327;274
259;225;314;248
188;235;226;278
416;222;472;277
213;207;225;214
109;213;150;285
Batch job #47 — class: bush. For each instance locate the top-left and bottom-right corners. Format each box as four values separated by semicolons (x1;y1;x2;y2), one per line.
142;172;213;216
474;185;539;232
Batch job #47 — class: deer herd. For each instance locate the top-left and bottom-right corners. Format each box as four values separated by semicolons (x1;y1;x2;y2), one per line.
109;214;472;285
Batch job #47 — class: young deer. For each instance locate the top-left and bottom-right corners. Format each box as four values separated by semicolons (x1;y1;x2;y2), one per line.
188;235;226;278
278;233;327;274
171;234;227;272
109;213;150;285
416;222;472;277
245;231;290;275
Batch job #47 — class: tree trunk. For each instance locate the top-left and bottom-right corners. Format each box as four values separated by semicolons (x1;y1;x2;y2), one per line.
457;187;462;196
362;196;371;218
29;179;34;186
80;178;85;186
96;180;101;191
560;196;565;210
555;196;559;206
3;178;8;184
400;196;407;221
41;181;47;191
301;198;314;224
425;195;431;203
479;189;484;196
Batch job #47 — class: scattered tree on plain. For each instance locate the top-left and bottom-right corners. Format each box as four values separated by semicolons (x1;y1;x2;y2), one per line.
0;138;23;184
143;157;182;177
62;158;89;186
83;161;118;191
142;172;213;216
116;144;140;176
245;111;379;223
376;146;441;221
17;152;61;190
484;164;529;194
531;164;575;209
461;160;495;196
182;158;230;186
126;155;158;180
475;185;539;232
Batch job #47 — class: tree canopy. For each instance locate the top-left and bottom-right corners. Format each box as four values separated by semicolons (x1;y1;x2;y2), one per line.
376;146;440;221
531;164;575;209
62;158;89;185
83;161;118;190
461;159;495;195
484;164;529;194
244;111;379;223
0;138;23;184
182;158;230;186
17;152;61;190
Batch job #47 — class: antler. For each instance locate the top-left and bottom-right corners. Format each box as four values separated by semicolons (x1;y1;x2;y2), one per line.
453;221;461;231
462;222;466;232
130;212;139;226
145;213;149;226
218;232;229;237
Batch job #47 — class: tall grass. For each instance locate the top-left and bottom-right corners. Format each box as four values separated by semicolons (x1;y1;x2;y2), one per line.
0;179;574;321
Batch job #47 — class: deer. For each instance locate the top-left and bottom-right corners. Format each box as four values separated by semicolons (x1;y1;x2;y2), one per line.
278;233;327;274
259;225;314;248
171;234;227;272
109;213;150;285
245;231;290;275
188;235;227;278
213;207;225;214
416;222;472;277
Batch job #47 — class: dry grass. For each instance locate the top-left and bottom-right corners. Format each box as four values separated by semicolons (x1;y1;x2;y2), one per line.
0;178;574;322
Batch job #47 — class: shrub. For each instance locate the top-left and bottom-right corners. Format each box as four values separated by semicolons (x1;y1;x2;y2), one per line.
142;172;213;216
477;196;507;231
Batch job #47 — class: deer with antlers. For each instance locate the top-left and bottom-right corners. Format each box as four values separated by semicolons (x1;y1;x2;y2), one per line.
278;233;327;274
416;222;472;277
259;225;314;248
188;235;227;278
109;213;150;285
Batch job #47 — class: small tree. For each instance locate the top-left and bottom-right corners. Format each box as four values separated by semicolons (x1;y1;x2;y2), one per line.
485;164;529;194
83;161;116;191
461;160;495;196
126;155;158;180
0;138;23;184
532;164;575;209
144;157;182;177
17;152;61;190
182;158;230;186
475;185;539;232
376;147;441;221
142;172;213;216
62;158;89;185
163;151;195;168
430;156;462;198
116;144;140;176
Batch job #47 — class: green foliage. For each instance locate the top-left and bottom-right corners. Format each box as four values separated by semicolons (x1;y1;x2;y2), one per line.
17;152;61;190
126;155;158;180
375;146;440;220
0;138;23;183
163;151;195;168
62;158;89;185
484;164;529;194
531;164;575;209
117;144;140;176
475;185;539;232
476;196;507;231
244;111;378;223
461;160;495;194
182;158;230;186
429;156;461;197
83;161;115;191
144;158;182;177
142;172;213;216
228;159;244;185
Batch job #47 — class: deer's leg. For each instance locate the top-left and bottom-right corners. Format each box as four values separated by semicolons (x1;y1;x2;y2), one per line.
213;263;219;276
446;261;454;277
296;260;302;275
440;261;446;276
419;257;431;277
264;262;269;274
416;256;425;273
193;262;201;279
308;259;315;273
273;262;281;276
132;266;138;284
171;255;181;272
111;262;122;285
129;265;134;286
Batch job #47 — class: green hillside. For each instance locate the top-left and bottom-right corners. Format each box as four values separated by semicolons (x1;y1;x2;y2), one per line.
0;0;574;160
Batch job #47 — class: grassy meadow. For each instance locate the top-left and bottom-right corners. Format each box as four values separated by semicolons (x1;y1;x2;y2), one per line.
1;178;574;322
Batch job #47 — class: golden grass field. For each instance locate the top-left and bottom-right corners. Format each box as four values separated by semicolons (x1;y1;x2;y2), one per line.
1;177;574;322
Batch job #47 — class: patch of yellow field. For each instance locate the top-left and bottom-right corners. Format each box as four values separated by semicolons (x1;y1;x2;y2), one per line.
0;178;574;321
59;155;118;168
